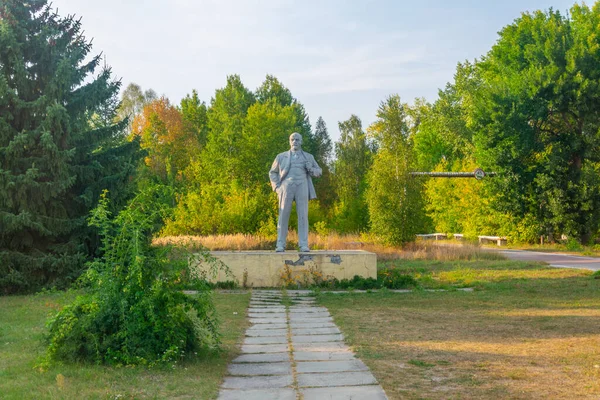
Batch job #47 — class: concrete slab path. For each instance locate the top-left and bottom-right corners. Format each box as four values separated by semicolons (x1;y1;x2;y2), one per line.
500;249;600;271
218;290;388;400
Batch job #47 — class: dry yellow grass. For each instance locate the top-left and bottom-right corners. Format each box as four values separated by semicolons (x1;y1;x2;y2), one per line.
154;234;275;251
319;265;600;399
154;233;503;261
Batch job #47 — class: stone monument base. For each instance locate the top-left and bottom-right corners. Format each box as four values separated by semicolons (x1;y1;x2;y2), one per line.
191;250;377;288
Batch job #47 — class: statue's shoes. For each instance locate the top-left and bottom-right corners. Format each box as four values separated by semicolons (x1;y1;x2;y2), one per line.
275;247;285;252
299;247;310;252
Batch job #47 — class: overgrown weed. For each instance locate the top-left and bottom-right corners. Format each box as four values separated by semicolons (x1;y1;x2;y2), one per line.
155;233;504;261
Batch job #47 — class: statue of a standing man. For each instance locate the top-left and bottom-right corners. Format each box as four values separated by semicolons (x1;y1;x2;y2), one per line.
269;132;322;252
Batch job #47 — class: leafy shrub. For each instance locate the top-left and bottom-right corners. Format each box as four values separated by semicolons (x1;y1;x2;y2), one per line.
335;276;378;290
211;280;239;289
178;280;239;290
42;186;221;367
313;221;330;236
257;218;278;239
378;268;418;289
163;183;276;236
565;237;583;252
312;270;417;290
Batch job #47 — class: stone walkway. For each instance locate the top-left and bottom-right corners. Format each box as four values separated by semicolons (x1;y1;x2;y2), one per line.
218;290;388;400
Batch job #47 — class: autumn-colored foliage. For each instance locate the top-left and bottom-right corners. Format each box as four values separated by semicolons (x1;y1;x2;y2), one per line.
131;97;198;181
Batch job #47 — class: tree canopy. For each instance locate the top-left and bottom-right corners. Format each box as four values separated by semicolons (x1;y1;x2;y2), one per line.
0;0;139;293
473;3;600;242
367;95;430;244
5;1;600;297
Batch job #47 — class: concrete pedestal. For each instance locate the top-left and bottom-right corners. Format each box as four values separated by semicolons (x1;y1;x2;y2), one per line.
191;250;377;288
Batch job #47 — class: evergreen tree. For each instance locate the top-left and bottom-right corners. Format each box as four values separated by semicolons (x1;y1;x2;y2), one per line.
313;117;333;167
0;1;139;293
312;117;335;210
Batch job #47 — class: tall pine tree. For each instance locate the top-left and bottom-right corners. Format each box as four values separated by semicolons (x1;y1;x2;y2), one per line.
312;117;334;210
0;1;140;293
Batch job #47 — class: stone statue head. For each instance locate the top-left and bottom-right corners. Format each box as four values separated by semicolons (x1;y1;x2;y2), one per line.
289;132;302;152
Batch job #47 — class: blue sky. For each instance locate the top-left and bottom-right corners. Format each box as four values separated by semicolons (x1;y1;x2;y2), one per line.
52;0;576;142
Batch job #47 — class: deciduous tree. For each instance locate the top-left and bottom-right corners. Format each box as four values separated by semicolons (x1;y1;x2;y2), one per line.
202;75;255;183
180;89;208;152
333;115;374;232
131;97;196;182
116;82;157;128
412;62;478;171
474;3;600;242
367;95;430;244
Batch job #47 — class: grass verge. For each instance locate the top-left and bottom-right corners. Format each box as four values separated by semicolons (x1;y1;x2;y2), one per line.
378;259;585;290
0;290;250;399
319;260;600;400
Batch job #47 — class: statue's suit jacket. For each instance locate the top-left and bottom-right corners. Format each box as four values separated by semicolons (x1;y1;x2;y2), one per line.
269;150;321;200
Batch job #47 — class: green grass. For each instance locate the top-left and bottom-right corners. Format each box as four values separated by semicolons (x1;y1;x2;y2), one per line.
319;260;600;400
0;290;250;400
503;241;600;257
378;259;581;290
408;359;436;368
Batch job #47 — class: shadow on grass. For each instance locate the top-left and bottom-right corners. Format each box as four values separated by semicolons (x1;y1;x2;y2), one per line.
318;270;600;400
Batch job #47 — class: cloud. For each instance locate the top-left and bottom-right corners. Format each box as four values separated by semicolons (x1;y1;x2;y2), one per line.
281;31;449;95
